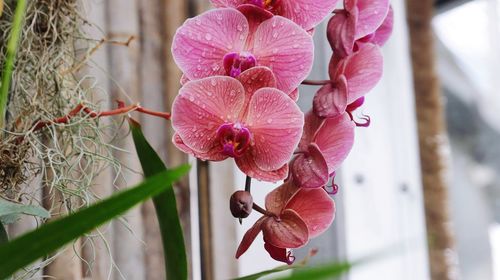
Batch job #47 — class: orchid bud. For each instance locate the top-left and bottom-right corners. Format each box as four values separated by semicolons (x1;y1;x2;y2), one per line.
230;191;253;219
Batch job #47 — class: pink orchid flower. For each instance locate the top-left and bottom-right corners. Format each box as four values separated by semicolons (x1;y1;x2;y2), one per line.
328;1;392;57
172;7;313;95
313;43;383;118
171;67;304;182
209;0;340;31
236;180;335;264
291;112;355;188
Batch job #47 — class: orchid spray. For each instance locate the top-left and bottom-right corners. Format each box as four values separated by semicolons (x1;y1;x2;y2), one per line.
171;0;393;264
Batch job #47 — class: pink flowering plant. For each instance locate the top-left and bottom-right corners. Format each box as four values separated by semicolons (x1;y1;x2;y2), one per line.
171;0;393;265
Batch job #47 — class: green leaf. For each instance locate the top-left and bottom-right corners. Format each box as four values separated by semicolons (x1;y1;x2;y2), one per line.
232;261;352;280
0;222;8;244
0;199;50;225
0;0;27;129
275;261;352;280
0;166;190;279
130;119;188;280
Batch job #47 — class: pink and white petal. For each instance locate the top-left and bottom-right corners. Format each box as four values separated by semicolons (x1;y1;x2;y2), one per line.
291;143;329;188
312;76;348;118
236;153;288;182
238;4;273;46
173;133;227;161
289;88;299;102
236;216;267;259
172;8;248;80
368;5;394;46
264;243;295;265
180;74;190;86
314;113;355;173
286;188;335;238
265;180;300;215
245;88;304;171
210;0;243;7
353;0;390;39
236;66;277;118
278;0;340;30
172;76;245;153
252;16;314;94
262;209;309;249
327;9;357;58
341;43;383;103
298;110;324;151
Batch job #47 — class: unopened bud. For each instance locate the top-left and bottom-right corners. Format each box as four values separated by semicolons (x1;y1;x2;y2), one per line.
230;190;253;219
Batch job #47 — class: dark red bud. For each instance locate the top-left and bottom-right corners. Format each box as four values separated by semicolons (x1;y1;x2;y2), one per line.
230;190;253;219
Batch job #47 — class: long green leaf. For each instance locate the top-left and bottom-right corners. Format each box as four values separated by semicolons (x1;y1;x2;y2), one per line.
0;222;7;244
0;0;27;129
233;260;352;280
0;166;190;279
130;119;188;280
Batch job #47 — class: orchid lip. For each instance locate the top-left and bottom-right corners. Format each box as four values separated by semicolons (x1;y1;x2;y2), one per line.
223;52;257;78
216;123;251;158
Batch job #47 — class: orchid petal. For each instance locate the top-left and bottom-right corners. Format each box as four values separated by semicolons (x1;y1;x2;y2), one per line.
265;180;300;215
253;16;314;94
314;114;355;173
313;76;348;118
262;209;309;248
172;8;248;80
291;143;329;188
298;111;324;151
264;243;295;265
173;133;227;161
352;0;390;39
286;188;335;238
171;76;245;153
236;216;267;258
278;0;340;30
236;154;288;182
367;5;394;46
341;43;383;103
236;66;277;118
246;88;304;171
327;9;356;58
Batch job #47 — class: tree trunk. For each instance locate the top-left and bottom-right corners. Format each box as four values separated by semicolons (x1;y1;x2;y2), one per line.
406;0;458;279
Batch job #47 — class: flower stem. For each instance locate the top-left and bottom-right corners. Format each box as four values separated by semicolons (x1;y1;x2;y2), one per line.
252;203;276;218
301;79;330;86
245;176;252;192
32;101;170;132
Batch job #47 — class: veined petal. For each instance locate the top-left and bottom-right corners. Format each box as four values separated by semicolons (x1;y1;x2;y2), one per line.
246;88;304;171
236;66;277;118
171;76;245;153
350;0;390;39
264;243;295;265
172;8;248;80
341;43;383;103
252;16;314;94
236;153;288;182
265;180;300;215
173;133;227;161
286;188;335;238
366;5;393;46
278;0;340;30
236;216;267;258
291;143;329;188
327;9;356;58
262;209;309;249
314;114;355;173
298;110;324;151
312;76;348;118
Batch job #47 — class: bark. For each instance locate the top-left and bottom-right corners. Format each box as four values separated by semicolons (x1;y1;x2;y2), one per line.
406;0;458;279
